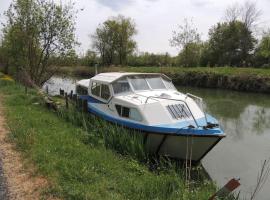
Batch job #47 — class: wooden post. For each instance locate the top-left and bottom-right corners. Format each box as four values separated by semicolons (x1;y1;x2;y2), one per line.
70;90;73;99
46;85;49;94
82;99;88;113
60;88;64;96
65;92;69;109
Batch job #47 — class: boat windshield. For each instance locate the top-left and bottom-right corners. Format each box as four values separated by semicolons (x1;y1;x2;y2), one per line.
146;76;166;89
129;76;150;90
162;78;176;90
112;77;132;94
112;75;176;94
128;75;175;90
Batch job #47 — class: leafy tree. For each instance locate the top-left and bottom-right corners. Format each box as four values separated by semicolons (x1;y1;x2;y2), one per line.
170;18;201;67
177;42;202;67
79;50;98;66
2;0;77;86
254;31;270;67
205;21;256;66
92;15;137;66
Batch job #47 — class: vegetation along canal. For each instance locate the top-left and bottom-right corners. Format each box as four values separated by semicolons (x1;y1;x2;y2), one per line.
44;76;270;200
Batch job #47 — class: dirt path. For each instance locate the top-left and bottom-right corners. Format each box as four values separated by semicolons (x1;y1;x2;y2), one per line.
0;96;49;200
0;156;8;200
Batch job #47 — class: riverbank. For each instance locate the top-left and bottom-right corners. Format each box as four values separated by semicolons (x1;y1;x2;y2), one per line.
0;79;218;199
56;66;270;93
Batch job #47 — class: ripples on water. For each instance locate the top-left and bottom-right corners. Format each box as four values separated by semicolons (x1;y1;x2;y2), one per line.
44;76;270;200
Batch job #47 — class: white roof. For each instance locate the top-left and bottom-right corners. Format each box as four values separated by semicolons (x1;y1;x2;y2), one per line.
90;72;169;83
76;79;90;87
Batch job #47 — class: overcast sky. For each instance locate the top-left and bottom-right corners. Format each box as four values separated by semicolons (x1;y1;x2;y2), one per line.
1;0;270;56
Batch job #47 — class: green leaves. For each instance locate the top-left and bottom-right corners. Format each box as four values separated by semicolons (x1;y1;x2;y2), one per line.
92;15;137;66
205;21;256;67
2;0;77;86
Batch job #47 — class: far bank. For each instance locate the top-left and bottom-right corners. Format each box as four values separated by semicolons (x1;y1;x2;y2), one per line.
56;66;270;94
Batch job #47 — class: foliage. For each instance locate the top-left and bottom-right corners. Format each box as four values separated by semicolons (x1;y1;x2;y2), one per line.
127;52;176;67
1;0;77;86
203;21;256;67
92;15;137;66
79;50;99;66
178;42;202;67
170;18;201;67
254;31;270;68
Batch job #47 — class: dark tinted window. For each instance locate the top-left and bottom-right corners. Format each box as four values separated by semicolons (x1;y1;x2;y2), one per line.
115;105;122;115
122;107;130;118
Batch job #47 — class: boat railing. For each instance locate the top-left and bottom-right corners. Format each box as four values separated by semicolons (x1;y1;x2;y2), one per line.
185;93;208;124
144;96;202;128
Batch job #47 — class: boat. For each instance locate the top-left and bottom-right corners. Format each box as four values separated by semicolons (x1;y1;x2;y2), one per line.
75;72;225;163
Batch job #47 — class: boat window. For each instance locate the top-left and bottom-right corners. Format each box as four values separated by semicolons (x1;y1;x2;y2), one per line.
146;76;166;89
115;104;142;121
162;78;176;90
122;107;130;118
129;76;150;91
91;82;101;97
112;77;131;94
101;84;111;100
129;108;143;121
76;85;88;95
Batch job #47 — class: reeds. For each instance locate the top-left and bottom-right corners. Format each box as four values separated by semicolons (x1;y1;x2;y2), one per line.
56;105;148;162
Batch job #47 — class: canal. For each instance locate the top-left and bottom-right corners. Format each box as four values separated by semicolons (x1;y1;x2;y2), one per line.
43;76;270;200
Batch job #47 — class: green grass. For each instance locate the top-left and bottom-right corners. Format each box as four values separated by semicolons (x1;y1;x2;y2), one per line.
0;80;217;200
57;66;270;78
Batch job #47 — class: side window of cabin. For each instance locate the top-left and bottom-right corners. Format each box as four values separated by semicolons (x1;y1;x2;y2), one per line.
92;82;111;101
115;104;142;121
101;84;111;100
91;82;101;97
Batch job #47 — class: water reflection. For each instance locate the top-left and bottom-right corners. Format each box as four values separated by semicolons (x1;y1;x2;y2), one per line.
42;76;77;96
178;86;270;200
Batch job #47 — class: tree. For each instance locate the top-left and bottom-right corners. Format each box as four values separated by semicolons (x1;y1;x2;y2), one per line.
178;42;202;67
92;15;137;66
79;50;98;66
224;1;261;31
2;0;77;86
170;18;201;67
254;31;270;67
205;21;256;66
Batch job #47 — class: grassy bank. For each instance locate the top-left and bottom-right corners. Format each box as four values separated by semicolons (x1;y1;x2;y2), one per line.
57;66;270;93
0;79;217;199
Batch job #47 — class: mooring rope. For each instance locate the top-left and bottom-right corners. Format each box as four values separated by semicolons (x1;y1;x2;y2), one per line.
185;135;189;185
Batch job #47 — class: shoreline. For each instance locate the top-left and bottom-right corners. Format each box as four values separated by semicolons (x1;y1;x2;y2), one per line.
56;66;270;94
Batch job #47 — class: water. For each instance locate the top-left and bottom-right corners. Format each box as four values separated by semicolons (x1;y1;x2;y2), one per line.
44;76;270;200
178;86;270;200
42;76;77;96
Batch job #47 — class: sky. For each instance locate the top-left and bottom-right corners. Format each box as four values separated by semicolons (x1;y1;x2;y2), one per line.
1;0;270;56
